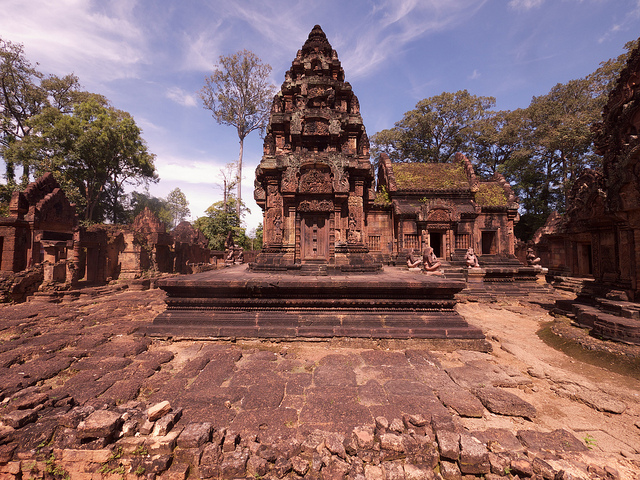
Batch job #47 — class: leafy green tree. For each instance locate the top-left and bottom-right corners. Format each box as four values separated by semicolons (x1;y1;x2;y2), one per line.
126;191;172;226
472;109;526;179
251;223;263;251
0;37;45;184
166;187;191;229
200;50;276;219
5;98;157;223
0;37;105;185
194;196;250;250
371;90;496;163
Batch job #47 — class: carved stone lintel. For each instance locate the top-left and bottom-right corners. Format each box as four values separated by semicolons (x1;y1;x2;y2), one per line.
298;199;334;212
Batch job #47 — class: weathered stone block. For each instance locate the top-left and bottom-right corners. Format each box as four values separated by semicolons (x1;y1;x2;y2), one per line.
176;422;212;449
440;460;462;480
459;434;490;474
146;429;181;455
1;408;38;429
76;410;121;439
474;387;536;419
147;400;171;421
436;430;460;461
220;449;249;478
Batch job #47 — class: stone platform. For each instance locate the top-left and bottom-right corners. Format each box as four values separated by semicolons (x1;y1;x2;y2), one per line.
148;266;486;345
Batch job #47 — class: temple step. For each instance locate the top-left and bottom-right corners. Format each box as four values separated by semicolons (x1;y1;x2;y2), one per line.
149;266;488;347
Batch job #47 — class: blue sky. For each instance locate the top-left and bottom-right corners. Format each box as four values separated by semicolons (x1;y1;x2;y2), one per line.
1;0;640;233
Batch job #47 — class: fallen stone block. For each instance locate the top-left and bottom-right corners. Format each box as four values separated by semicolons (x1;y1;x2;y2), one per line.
403;462;433;480
146;429;181;455
176;422;212;449
474;387;536;419
152;409;182;436
246;455;268;478
382;460;404;480
76;410;122;439
435;387;485;418
1;408;38;429
161;461;189;480
516;429;589;453
147;400;171;421
141;454;172;475
459;434;490;475
436;430;460;461
440;459;462;480
220;449;249;478
291;455;310;476
10;392;49;410
55;448;112;464
364;464;385;480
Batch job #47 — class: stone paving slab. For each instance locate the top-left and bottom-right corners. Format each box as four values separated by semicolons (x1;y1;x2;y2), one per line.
0;286;637;479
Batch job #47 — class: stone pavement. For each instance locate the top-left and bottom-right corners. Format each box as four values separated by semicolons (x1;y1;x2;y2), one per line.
0;285;638;479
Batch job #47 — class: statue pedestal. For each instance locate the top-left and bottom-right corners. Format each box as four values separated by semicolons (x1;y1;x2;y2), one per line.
466;267;485;284
149;266;489;350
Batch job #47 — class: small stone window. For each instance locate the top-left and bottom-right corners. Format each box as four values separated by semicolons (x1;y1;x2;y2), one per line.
404;234;420;251
455;234;470;250
368;235;381;252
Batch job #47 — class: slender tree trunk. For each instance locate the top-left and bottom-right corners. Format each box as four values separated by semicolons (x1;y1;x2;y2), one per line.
236;137;243;219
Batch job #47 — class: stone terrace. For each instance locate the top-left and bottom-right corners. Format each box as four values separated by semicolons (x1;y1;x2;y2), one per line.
0;286;638;479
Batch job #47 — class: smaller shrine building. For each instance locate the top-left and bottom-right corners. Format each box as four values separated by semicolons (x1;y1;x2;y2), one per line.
368;153;520;266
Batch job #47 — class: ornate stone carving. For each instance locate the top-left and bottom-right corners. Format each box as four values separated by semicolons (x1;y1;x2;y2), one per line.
290;112;302;135
298;199;334;212
252;25;378;271
427;209;450;223
299;169;332;194
281;166;299;193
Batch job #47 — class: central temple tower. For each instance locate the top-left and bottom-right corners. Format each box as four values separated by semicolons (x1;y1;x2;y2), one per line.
251;25;380;272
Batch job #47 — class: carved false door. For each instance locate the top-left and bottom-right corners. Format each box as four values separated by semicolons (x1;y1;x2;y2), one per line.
301;214;329;262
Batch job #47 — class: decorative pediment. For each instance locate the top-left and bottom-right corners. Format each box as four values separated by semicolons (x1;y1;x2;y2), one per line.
417;200;461;224
299;168;332;194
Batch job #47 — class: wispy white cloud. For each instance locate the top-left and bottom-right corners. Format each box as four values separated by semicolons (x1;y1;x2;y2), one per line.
340;0;490;78
508;0;545;10
0;0;148;82
469;69;481;80
599;0;640;43
166;87;198;108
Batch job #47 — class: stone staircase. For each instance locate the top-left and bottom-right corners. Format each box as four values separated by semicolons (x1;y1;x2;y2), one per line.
555;297;640;345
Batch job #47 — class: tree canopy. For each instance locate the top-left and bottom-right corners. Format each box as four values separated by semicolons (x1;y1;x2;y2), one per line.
5;98;157;223
0;37;157;224
166;187;191;229
371;37;640;240
194;195;250;251
200;50;276;219
371;90;496;163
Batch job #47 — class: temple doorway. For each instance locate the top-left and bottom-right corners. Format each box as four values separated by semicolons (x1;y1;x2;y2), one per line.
301;214;329;262
577;243;593;276
429;232;444;258
482;231;496;255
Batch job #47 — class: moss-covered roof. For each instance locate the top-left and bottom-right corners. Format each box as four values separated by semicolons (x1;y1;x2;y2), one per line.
474;182;508;207
391;162;469;190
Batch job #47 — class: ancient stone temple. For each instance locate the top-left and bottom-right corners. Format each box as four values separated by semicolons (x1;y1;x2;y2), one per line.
370;153;520;266
535;39;640;301
0;173;77;276
251;25;379;273
150;25;487;347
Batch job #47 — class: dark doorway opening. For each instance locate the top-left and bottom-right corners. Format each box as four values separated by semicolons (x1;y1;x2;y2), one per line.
482;231;496;255
430;232;443;258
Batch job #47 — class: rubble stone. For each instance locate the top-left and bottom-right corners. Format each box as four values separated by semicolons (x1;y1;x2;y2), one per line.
458;434;490;475
1;408;38;429
176;422;212;449
147;401;171;421
76;410;121;439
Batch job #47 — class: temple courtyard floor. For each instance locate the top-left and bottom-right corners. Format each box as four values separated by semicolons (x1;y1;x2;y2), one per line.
0;272;638;479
